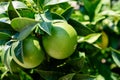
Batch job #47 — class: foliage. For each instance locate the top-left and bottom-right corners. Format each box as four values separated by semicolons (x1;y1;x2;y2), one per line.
0;0;120;80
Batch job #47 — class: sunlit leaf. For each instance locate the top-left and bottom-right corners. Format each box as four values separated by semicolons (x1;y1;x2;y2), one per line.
78;33;101;44
11;17;38;32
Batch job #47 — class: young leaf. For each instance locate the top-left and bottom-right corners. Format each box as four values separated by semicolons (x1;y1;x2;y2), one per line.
39;22;52;35
68;18;94;36
78;33;101;44
11;17;38;32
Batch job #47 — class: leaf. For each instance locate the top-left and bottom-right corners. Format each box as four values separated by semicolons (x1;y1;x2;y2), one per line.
83;0;101;21
45;10;65;20
11;17;38;32
68;18;94;36
17;9;35;18
58;73;76;80
11;41;24;63
12;1;27;9
73;74;93;80
39;22;52;35
0;32;11;40
61;7;73;20
0;22;14;31
111;48;120;67
0;1;27;14
36;70;64;80
78;33;101;44
0;2;8;14
17;23;37;41
45;0;70;6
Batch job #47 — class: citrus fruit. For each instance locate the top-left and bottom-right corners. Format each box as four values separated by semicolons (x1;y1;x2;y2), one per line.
42;20;77;59
11;35;44;68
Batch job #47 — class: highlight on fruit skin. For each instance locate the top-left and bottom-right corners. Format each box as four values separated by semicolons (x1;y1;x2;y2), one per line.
11;35;44;69
42;20;77;59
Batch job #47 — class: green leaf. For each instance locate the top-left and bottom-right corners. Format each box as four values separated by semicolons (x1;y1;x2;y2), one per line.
61;7;73;20
0;22;14;31
0;2;8;14
39;22;52;35
8;1;21;20
11;41;24;63
36;70;64;80
68;18;94;36
78;33;101;44
111;48;120;67
17;23;37;41
45;0;70;6
83;0;101;21
0;32;11;40
73;74;93;80
58;73;76;80
17;9;35;18
12;1;27;9
11;17;38;32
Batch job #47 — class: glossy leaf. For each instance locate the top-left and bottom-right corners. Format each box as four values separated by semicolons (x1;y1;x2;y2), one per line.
45;0;70;6
39;22;52;35
17;22;37;41
78;33;101;44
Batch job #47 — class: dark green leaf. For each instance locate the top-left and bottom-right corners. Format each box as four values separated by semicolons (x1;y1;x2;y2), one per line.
83;0;101;21
58;73;75;80
45;10;65;20
111;48;120;67
73;74;93;80
0;22;14;31
17;9;35;18
11;41;23;63
0;32;11;40
61;7;73;20
39;22;52;35
68;18;94;36
8;1;21;20
36;70;64;80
